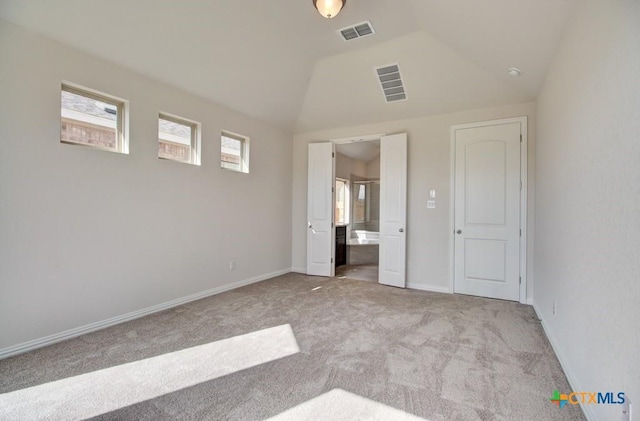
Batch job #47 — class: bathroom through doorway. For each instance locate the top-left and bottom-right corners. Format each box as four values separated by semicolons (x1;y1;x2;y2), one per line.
334;138;380;283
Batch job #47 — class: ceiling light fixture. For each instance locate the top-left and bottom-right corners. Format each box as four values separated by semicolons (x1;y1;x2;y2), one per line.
313;0;346;19
507;67;522;77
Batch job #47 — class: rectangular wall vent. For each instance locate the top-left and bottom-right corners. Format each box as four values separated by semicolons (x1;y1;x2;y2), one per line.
376;64;407;102
339;21;375;41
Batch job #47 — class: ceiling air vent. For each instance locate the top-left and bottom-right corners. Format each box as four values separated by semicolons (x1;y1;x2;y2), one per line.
339;21;375;41
376;64;407;102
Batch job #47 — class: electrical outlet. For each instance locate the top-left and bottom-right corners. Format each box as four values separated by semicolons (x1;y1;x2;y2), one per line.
229;260;235;271
553;300;557;316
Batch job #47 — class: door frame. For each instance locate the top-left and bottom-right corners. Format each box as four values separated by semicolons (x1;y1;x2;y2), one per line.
330;133;386;279
332;133;387;282
449;117;528;303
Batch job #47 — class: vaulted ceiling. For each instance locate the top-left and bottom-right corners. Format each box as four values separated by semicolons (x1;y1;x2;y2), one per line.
0;0;579;132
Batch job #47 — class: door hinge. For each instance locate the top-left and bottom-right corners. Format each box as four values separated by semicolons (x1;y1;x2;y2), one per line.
520;181;523;190
331;258;334;263
520;134;523;142
332;187;335;193
519;276;522;285
520;229;522;237
332;152;335;158
331;223;334;228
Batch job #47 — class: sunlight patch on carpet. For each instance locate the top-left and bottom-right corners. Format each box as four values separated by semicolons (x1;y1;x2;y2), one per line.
0;324;299;421
267;389;428;421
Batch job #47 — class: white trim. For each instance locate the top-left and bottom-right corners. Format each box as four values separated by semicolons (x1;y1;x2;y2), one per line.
0;268;291;360
449;128;456;295
291;267;307;274
533;304;593;420
525;298;534;305
407;283;452;294
330;133;386;144
519;118;529;304
61;80;128;104
449;117;529;303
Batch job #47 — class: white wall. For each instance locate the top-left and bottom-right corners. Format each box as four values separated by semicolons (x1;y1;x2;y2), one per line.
292;102;536;298
0;20;292;351
534;1;640;419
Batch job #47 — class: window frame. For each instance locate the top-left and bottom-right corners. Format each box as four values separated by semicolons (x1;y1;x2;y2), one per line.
157;112;201;166
60;83;128;154
220;131;250;173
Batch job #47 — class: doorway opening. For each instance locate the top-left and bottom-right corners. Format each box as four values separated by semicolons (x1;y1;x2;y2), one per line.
306;133;406;287
334;140;380;283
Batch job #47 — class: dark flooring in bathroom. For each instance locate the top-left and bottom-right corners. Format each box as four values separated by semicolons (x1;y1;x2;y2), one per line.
335;264;378;283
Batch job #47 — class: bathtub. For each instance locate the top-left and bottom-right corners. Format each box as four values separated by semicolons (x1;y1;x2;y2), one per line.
347;231;379;265
348;230;380;245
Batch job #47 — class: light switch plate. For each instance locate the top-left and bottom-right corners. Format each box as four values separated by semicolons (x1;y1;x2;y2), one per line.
427;201;436;209
429;189;436;198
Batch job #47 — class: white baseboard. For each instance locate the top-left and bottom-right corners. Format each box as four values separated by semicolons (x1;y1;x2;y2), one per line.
0;268;291;360
407;283;451;294
525;298;534;305
532;303;593;421
291;267;306;274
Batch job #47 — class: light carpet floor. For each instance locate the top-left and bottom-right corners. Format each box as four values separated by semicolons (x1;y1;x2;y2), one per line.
0;273;584;420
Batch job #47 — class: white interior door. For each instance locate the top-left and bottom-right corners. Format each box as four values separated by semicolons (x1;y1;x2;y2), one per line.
453;122;522;301
379;133;407;288
307;142;335;277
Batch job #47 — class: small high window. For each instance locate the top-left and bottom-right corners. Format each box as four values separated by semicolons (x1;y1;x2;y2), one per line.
335;178;349;225
221;131;249;173
353;183;367;223
60;84;127;153
158;114;200;165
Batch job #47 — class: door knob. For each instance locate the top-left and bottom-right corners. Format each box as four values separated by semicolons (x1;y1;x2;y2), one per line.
308;222;313;229
399;228;404;233
456;230;462;234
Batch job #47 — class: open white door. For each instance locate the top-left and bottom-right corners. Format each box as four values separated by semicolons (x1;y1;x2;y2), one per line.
453;121;522;301
379;133;407;287
307;142;335;277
